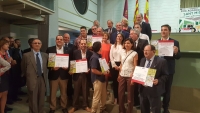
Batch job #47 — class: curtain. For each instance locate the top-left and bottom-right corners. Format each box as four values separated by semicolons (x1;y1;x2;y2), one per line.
180;0;200;8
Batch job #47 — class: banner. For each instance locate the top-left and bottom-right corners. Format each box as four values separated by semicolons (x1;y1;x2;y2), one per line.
133;0;139;24
179;7;200;32
123;0;128;19
144;0;149;23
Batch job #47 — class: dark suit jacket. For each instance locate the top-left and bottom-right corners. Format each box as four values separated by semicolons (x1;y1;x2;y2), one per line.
139;56;169;97
110;30;130;44
12;48;23;76
87;28;93;35
21;50;48;91
72;49;93;81
158;38;181;75
134;38;148;65
134;22;152;40
46;45;72;80
105;27;117;34
23;48;31;54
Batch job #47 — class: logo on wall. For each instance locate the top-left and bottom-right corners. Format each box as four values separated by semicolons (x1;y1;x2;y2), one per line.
179;7;200;32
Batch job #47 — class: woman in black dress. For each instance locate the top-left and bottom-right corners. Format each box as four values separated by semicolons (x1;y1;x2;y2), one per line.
0;39;11;113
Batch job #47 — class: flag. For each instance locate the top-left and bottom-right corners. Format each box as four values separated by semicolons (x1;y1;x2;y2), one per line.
133;0;139;24
123;0;128;19
144;0;149;23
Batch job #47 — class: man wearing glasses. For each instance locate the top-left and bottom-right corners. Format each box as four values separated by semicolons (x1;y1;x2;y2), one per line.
21;38;48;113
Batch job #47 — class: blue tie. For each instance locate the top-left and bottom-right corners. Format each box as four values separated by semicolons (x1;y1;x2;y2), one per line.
36;53;42;76
146;60;151;68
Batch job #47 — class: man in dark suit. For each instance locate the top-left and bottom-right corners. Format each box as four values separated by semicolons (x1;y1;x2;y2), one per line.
46;35;69;113
133;13;152;40
69;39;93;113
159;24;181;113
110;22;129;44
23;38;35;54
138;45;168;113
21;38;48;113
130;29;148;107
63;33;74;104
104;20;117;37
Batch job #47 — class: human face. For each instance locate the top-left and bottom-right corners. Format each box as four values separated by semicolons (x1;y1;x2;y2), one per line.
134;24;142;32
10;38;14;47
4;37;10;46
93;21;99;27
124;40;133;51
116;23;122;31
116;34;123;43
2;43;9;51
80;28;87;37
63;34;70;43
32;39;42;52
161;26;170;38
15;40;21;48
79;40;87;51
144;45;154;60
107;21;113;29
92;26;97;34
96;28;103;36
136;14;143;23
56;36;64;47
102;34;108;43
130;31;138;41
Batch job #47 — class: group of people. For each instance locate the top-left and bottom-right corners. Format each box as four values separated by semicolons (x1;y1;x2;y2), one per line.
0;13;181;113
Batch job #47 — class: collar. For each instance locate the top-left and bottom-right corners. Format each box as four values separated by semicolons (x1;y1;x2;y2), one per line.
56;45;63;50
32;49;40;55
146;55;155;61
94;52;102;57
135;37;139;43
81;49;87;54
140;21;143;25
161;37;169;40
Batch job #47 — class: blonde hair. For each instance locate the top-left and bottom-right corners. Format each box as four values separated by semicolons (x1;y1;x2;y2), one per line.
121;18;128;26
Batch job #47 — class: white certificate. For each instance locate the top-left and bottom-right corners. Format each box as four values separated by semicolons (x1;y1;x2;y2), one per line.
92;36;102;44
99;58;109;72
75;59;88;73
158;40;174;56
55;54;69;67
132;66;156;87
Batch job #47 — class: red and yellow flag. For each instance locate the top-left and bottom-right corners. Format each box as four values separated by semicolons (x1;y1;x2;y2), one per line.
133;0;139;24
144;0;149;23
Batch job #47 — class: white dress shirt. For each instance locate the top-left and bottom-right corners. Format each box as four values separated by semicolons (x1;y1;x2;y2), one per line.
110;44;123;68
56;46;64;54
81;50;86;59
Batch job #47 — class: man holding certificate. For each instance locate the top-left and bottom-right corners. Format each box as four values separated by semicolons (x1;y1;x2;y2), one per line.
159;24;181;113
138;45;168;113
69;39;93;113
46;35;69;113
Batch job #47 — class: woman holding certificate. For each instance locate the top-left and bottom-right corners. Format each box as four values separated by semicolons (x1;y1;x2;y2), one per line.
109;33;124;104
118;38;138;113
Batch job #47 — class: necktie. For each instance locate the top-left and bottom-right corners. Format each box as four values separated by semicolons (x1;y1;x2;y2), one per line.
65;43;68;48
36;53;42;76
19;50;22;59
146;60;151;68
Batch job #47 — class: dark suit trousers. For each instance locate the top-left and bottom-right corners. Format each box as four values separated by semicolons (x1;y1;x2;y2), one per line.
28;76;45;113
118;77;134;113
110;62;120;99
73;73;88;109
163;74;174;110
140;94;161;113
133;83;140;106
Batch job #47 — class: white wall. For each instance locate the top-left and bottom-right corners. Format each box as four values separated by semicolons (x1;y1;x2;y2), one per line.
58;0;98;31
101;0;180;33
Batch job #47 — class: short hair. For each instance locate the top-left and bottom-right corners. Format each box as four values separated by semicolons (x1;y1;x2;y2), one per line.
1;36;8;40
56;35;63;39
138;13;143;18
107;20;113;24
28;38;35;45
121;18;128;26
123;38;135;50
80;26;87;30
32;38;41;44
130;29;140;37
149;45;156;51
14;39;20;42
63;33;70;37
0;39;9;48
8;36;14;39
161;24;171;32
92;41;101;53
97;27;103;32
134;23;142;28
79;38;87;44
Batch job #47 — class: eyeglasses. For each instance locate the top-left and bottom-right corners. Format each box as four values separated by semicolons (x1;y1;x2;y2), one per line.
56;39;63;41
33;42;41;45
143;50;152;52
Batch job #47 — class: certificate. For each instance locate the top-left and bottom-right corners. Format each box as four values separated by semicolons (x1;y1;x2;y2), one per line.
150;40;158;55
132;66;156;87
69;59;88;73
158;40;174;56
87;35;102;47
48;53;69;67
99;58;109;72
55;54;69;67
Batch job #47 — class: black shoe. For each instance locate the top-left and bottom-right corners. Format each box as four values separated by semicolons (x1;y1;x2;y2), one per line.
49;110;55;113
62;109;68;113
5;106;13;111
13;98;22;101
163;109;170;113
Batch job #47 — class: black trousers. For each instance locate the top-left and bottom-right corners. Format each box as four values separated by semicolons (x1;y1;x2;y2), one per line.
110;62;120;99
140;94;161;113
133;83;140;106
163;74;174;110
